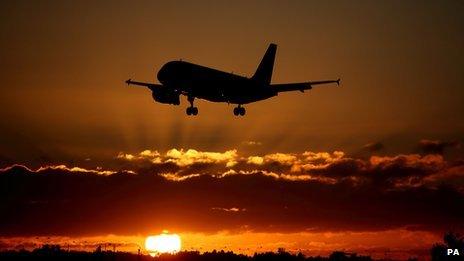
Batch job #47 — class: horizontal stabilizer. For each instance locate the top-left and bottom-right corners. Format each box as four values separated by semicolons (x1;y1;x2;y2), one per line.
125;79;163;90
308;79;340;86
272;79;340;93
271;82;312;92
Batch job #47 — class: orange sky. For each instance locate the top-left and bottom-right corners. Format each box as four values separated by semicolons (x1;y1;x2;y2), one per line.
0;229;439;260
1;148;463;259
0;1;463;259
1;1;463;164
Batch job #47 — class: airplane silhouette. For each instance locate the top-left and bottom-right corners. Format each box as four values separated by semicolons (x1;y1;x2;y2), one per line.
126;44;340;116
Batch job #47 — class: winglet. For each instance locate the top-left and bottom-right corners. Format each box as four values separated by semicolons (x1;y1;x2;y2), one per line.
336;78;340;86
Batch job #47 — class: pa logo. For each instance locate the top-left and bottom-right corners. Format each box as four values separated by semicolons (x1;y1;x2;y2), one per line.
447;249;460;256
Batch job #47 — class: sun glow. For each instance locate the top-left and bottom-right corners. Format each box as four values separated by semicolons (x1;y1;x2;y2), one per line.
145;233;181;256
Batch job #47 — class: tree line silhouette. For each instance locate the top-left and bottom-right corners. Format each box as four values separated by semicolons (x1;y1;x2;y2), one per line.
0;247;373;261
0;232;462;261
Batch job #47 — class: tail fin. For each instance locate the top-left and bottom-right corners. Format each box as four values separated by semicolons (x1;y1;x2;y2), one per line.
252;43;277;85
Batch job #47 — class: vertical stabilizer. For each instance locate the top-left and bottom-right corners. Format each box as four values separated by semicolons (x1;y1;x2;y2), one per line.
252;43;277;85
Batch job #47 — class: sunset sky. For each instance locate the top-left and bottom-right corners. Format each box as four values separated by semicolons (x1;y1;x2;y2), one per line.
1;0;463;260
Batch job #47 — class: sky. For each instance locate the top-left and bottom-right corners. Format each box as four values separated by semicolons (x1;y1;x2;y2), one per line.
0;0;463;259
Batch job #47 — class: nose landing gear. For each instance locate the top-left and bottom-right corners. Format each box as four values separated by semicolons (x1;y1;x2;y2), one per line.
233;105;246;116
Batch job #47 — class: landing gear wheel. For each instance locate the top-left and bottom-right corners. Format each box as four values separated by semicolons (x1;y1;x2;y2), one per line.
186;96;198;116
233;106;245;116
186;107;198;116
239;107;246;116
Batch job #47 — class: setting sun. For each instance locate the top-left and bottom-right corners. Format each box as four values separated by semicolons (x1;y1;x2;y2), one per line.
145;233;181;256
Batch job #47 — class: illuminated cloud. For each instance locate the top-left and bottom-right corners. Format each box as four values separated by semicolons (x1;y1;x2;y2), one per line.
0;163;129;176
1;148;463;237
303;151;345;163
295;151;347;172
117;150;162;163
165;149;238;167
159;172;201;181
262;153;298;165
115;148;463;189
247;156;264;165
36;165;119;176
211;207;246;212
242;141;262;146
118;149;239;168
0;164;34;172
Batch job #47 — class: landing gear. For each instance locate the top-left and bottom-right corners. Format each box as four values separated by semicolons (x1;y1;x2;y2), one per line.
186;96;198;116
233;105;245;116
186;106;198;115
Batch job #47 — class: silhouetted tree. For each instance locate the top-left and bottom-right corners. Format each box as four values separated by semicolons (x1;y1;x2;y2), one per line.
329;251;349;261
32;244;61;255
431;232;464;261
0;246;375;261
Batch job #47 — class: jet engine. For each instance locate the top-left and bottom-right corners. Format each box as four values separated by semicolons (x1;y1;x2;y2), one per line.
151;88;180;105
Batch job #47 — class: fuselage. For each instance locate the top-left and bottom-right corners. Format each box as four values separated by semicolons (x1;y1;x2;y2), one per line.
156;61;277;104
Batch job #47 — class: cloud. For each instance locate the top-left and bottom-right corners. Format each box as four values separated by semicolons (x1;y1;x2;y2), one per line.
1;149;464;236
165;149;238;167
118;149;239;168
422;165;464;190
117;149;351;178
117;150;162;163
368;154;446;186
242;141;262;146
363;142;384;152
115;148;464;189
211;207;246;212
160;172;201;181
418;139;460;154
262;153;298;165
295;151;346;172
370;154;445;171
247;156;264;165
0;164;132;176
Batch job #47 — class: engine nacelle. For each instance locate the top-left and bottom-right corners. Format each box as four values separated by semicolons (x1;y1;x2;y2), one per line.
151;88;180;105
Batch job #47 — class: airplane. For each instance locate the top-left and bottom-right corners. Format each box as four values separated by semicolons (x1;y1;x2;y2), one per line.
126;43;340;116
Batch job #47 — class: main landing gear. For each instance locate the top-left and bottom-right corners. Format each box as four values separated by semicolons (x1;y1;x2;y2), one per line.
186;106;198;115
186;96;198;116
233;105;246;116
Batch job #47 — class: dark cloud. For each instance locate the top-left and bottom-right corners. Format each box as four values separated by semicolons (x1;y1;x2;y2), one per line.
363;142;384;152
1;149;464;237
418;139;460;155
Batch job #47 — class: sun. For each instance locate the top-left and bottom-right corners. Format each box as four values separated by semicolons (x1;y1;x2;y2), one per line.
145;232;181;256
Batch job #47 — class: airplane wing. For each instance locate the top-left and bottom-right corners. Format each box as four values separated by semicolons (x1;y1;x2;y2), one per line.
271;78;340;93
125;79;163;90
